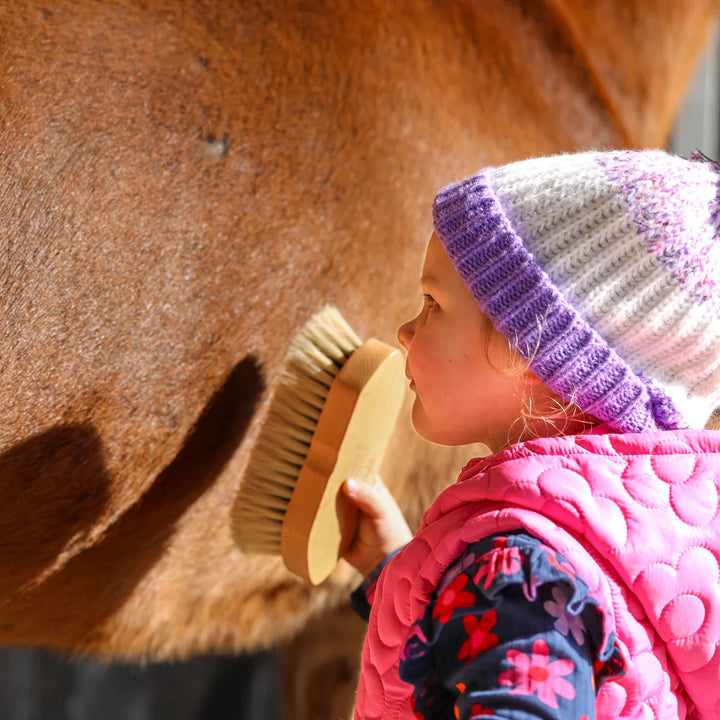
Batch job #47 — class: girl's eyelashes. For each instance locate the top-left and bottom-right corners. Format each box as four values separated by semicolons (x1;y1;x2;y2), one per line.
423;293;437;308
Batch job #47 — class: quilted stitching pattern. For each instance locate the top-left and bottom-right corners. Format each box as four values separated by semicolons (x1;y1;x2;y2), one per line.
355;429;720;720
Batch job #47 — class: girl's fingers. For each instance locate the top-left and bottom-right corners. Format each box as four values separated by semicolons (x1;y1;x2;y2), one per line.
343;478;384;517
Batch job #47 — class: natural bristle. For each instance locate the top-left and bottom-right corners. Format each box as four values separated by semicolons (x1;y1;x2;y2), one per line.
232;305;363;556
284;308;361;378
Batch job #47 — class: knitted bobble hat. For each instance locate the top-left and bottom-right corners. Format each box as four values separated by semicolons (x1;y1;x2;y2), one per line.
433;149;720;433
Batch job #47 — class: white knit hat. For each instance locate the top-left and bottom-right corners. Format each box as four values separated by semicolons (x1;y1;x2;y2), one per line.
433;150;720;432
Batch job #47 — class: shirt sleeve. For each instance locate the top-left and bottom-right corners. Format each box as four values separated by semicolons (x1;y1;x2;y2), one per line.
400;532;625;720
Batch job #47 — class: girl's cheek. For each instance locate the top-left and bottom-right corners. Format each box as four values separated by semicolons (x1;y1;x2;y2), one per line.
407;341;431;376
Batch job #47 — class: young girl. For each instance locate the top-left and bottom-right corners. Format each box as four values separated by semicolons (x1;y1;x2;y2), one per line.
341;149;720;720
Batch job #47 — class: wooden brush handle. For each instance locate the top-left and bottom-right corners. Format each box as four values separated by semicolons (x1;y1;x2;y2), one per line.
280;339;405;585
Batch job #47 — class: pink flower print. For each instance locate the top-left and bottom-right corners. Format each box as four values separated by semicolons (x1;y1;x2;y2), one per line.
433;574;476;624
457;611;499;663
473;539;523;590
544;586;586;645
523;574;543;602
400;625;429;663
437;552;477;595
498;638;576;709
540;544;576;580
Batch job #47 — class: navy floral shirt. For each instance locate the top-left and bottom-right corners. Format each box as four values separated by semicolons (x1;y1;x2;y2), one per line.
352;532;625;719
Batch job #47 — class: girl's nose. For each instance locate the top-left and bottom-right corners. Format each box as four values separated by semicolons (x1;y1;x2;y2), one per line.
397;316;416;349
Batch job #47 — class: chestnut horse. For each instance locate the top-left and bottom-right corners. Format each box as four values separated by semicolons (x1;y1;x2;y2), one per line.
0;0;717;712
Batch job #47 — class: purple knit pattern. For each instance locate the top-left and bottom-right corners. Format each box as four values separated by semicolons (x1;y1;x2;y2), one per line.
432;169;684;433
596;151;720;307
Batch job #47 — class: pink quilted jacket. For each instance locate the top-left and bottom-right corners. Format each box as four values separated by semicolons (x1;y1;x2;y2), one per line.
355;429;720;720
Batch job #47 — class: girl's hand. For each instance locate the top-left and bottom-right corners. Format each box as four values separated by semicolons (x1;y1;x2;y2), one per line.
338;475;413;577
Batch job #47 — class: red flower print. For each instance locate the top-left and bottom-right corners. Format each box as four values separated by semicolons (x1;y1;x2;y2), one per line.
438;552;478;594
433;574;475;624
457;611;499;663
473;540;523;590
453;702;493;719
454;682;494;718
410;695;424;720
470;705;494;717
498;638;576;709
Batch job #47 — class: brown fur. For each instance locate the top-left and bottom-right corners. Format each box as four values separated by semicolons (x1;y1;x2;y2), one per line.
0;0;717;670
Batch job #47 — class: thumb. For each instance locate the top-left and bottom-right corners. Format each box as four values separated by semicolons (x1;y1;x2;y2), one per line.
342;476;387;518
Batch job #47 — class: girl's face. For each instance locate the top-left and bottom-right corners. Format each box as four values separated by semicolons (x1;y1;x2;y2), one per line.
398;233;531;451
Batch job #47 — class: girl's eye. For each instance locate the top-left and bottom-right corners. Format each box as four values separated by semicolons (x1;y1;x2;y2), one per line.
423;294;437;309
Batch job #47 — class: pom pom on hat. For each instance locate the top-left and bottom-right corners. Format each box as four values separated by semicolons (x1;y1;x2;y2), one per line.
432;149;720;433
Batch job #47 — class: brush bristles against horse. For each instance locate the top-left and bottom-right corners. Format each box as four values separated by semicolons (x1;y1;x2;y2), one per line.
231;306;405;585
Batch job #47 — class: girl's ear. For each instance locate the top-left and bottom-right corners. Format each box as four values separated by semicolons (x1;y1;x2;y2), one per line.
520;368;544;386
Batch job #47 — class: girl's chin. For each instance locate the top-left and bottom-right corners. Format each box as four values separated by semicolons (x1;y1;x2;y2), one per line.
410;403;438;443
411;406;465;447
411;402;498;448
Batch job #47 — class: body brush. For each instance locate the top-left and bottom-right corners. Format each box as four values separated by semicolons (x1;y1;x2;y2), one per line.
231;306;405;585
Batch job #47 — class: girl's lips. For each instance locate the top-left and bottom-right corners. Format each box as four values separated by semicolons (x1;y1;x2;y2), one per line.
405;365;415;389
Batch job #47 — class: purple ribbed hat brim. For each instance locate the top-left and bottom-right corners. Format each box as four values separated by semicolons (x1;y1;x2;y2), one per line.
432;169;684;433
